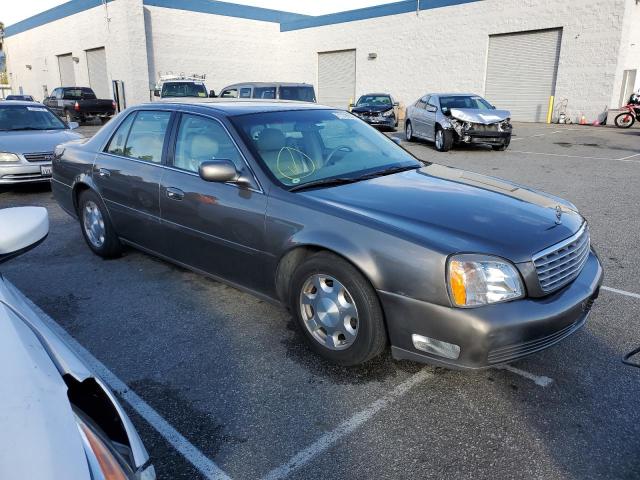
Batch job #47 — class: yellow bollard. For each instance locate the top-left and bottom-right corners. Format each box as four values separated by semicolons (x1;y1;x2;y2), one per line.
546;95;554;124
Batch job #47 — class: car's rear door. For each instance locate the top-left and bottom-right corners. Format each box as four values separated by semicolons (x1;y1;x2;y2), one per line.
411;96;429;137
159;111;271;293
93;109;173;252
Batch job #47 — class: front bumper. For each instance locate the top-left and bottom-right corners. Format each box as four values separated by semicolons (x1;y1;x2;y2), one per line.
459;130;511;145
380;251;603;369
0;163;52;184
355;114;396;128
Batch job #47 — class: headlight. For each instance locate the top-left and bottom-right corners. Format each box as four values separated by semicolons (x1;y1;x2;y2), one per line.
0;152;20;163
447;254;524;307
382;109;395;117
75;411;134;480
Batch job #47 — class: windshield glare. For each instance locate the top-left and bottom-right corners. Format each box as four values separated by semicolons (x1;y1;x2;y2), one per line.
161;82;208;98
0;105;67;131
232;110;420;188
356;95;392;107
439;95;492;110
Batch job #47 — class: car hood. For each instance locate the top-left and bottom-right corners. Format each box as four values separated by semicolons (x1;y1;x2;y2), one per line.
352;105;393;114
0;129;83;154
449;108;510;124
302;164;583;263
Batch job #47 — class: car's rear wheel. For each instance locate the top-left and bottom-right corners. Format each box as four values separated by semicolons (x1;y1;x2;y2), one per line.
289;252;387;365
78;190;122;258
405;121;415;142
434;126;453;152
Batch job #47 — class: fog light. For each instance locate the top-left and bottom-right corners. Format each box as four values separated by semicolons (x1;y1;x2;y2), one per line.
412;334;460;360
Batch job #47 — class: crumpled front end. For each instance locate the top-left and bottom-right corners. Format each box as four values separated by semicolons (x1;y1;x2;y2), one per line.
445;108;512;146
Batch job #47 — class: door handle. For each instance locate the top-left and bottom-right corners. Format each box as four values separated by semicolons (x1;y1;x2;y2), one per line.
166;187;184;201
97;168;111;177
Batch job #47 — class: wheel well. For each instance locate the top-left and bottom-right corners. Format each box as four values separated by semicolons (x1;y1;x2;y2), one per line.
73;183;91;212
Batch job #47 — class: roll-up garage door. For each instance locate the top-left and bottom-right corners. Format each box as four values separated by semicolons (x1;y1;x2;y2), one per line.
485;28;562;122
86;47;109;99
57;53;76;86
318;50;356;109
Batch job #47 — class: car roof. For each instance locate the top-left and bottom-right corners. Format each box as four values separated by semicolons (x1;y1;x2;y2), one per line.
138;98;331;115
221;82;314;89
360;93;392;96
0;100;45;106
427;93;479;97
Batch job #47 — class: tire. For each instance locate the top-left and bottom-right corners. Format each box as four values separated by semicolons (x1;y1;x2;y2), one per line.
492;136;511;151
78;190;122;258
614;112;635;129
405;120;415;142
289;251;387;366
434;126;453;152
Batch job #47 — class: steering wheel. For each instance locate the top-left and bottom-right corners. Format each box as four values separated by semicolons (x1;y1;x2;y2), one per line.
325;145;353;166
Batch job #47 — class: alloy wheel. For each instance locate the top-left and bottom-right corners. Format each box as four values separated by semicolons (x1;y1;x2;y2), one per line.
82;201;106;248
435;129;443;150
405;123;412;141
299;274;359;350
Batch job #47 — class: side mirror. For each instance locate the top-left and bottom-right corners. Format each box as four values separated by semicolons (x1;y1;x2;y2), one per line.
209;90;217;98
442;107;451;116
426;105;438;113
349;103;355;108
0;207;49;264
68;121;79;130
391;137;402;146
491;105;496;110
393;102;399;107
153;89;160;97
199;159;239;183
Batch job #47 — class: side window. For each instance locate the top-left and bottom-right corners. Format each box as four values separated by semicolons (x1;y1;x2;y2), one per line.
253;86;276;99
105;112;136;156
111;111;171;163
173;114;244;173
427;97;438;110
54;89;62;99
220;89;238;98
239;87;252;98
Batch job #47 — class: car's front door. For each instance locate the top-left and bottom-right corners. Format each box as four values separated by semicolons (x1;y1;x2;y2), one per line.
424;96;439;140
93;109;173;252
44;89;61;115
412;96;429;138
159;112;271;293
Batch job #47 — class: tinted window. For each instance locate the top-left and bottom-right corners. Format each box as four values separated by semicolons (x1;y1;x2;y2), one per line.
63;88;96;100
174;114;244;173
161;82;207;98
253;87;276;99
115;111;171;163
0;104;67;131
239;87;252;98
105;113;136;156
220;89;238;98
279;86;316;102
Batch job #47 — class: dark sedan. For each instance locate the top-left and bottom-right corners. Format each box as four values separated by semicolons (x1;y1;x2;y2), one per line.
350;93;398;130
52;100;603;368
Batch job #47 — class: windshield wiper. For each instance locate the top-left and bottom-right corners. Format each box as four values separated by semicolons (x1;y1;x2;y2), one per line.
355;165;421;180
289;177;362;192
2;127;58;131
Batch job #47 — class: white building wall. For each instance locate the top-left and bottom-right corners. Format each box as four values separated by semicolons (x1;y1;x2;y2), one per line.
144;5;283;95
615;0;640;98
279;0;629;121
4;0;151;104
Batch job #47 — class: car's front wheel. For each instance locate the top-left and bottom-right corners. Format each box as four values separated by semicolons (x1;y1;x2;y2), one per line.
405;120;415;142
290;252;387;366
78;190;122;258
434;126;453;152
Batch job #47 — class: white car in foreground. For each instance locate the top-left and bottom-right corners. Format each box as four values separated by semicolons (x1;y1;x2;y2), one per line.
0;207;155;480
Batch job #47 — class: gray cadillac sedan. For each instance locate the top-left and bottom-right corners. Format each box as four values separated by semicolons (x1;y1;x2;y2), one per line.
0;101;83;184
52;101;603;369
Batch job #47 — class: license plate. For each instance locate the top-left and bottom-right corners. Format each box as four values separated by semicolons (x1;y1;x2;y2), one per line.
40;165;52;176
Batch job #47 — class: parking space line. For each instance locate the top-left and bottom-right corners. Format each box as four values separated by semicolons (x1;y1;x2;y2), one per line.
602;285;640;300
261;368;434;480
508;150;614;161
12;283;232;480
495;365;553;387
616;153;640;162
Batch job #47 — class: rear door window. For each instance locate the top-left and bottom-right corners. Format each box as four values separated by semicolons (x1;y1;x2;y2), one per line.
239;87;252;98
253;86;276;99
220;89;238;98
107;111;171;163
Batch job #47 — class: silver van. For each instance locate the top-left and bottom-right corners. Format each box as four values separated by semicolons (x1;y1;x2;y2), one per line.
218;82;316;102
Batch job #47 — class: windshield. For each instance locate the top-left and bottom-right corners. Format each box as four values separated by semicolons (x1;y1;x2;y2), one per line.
0;104;67;131
279;86;316;102
232;109;420;188
6;95;34;101
439;95;493;110
64;88;96;100
161;82;208;98
356;95;392;107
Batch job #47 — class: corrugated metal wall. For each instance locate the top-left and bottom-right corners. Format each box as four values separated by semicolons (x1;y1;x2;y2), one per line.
86;47;110;99
57;53;76;86
318;49;356;109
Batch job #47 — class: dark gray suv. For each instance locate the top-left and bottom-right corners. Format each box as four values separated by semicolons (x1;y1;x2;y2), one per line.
52;100;603;368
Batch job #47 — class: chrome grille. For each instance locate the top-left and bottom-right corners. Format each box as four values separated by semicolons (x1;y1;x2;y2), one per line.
533;224;590;293
24;152;55;162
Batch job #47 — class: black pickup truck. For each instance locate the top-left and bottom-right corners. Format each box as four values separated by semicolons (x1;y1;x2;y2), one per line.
44;87;115;124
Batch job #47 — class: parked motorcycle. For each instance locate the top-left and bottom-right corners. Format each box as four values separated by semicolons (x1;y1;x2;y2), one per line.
614;103;640;128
